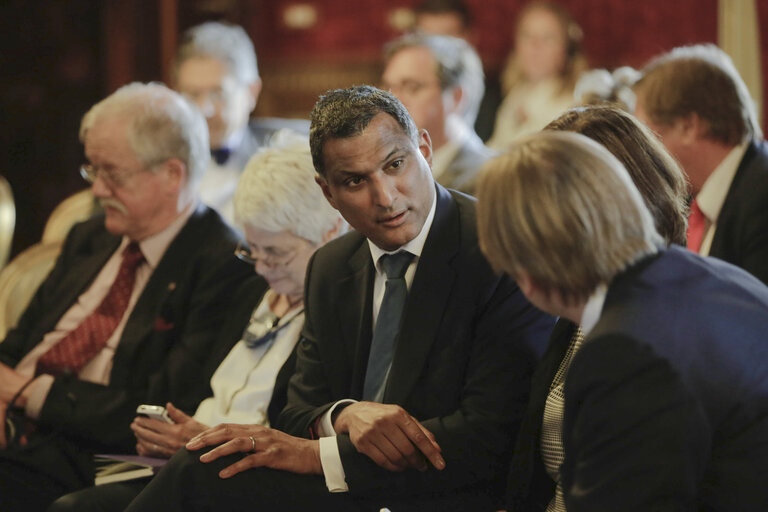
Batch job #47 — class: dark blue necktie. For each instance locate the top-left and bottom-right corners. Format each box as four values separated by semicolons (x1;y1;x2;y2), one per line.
363;251;414;401
211;147;231;166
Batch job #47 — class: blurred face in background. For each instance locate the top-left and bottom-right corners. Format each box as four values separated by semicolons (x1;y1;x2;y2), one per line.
175;56;259;149
382;46;453;149
515;6;567;83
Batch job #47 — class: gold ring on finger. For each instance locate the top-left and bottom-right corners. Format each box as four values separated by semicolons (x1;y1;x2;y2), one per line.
249;435;256;452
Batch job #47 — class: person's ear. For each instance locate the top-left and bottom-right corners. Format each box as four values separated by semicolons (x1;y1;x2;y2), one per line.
321;217;347;244
247;78;262;113
161;158;186;193
446;86;465;116
515;271;537;298
418;128;433;168
678;113;704;145
315;175;338;210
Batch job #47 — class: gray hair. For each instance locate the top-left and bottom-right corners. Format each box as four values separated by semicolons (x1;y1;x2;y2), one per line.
174;22;259;84
310;85;418;176
385;33;485;125
234;140;346;245
79;82;209;188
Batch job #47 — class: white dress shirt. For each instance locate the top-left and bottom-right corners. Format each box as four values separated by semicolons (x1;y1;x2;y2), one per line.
317;185;438;493
193;290;304;427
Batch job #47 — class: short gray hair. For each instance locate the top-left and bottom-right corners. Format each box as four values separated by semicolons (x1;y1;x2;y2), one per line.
385;33;485;125
310;86;418;176
79;82;209;188
174;22;259;84
477;131;661;302
234;141;346;245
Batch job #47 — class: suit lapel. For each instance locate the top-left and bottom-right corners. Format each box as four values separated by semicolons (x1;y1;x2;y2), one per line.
709;141;756;257
335;239;374;399
385;185;458;402
113;206;208;366
34;233;121;343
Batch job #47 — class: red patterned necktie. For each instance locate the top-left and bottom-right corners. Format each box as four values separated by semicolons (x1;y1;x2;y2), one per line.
35;242;145;377
687;200;707;253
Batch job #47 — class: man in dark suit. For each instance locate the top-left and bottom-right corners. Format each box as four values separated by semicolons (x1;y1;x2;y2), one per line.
0;82;250;512
382;33;496;195
477;130;768;511
634;44;768;285
123;86;551;512
172;21;309;223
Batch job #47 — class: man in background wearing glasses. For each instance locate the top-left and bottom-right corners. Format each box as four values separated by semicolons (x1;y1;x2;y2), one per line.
173;21;309;224
381;33;495;195
0;82;250;512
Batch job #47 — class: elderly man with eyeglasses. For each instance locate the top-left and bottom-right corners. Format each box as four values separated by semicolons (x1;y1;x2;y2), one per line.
48;141;348;512
0;82;251;512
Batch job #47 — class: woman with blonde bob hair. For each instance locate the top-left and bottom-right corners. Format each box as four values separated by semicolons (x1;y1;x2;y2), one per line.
478;131;768;511
478;131;660;304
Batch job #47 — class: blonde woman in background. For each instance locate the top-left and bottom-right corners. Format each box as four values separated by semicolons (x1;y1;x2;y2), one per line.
487;1;588;150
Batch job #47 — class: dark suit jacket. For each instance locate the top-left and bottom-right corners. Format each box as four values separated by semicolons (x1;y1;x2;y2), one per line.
276;184;553;504
0;204;251;482
708;139;768;285
509;246;768;512
436;132;496;195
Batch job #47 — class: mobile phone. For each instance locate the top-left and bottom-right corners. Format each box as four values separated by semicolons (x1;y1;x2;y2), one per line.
136;404;174;423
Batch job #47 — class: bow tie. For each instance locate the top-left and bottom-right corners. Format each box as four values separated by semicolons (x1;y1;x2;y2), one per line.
211;147;232;166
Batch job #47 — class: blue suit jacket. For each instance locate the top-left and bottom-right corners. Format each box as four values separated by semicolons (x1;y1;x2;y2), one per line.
508;246;768;511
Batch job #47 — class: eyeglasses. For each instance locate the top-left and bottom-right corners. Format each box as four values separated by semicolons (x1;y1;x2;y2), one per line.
234;240;297;269
180;88;228;107
80;164;142;188
382;79;442;98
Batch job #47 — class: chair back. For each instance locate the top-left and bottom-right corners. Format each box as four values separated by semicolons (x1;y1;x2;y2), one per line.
42;189;95;243
0;176;16;270
0;242;61;339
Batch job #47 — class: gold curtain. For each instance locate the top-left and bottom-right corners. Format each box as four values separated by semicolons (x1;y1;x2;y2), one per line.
719;0;763;125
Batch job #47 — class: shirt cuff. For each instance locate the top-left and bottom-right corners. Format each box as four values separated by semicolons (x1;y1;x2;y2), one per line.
317;399;356;437
24;375;54;419
319;436;349;492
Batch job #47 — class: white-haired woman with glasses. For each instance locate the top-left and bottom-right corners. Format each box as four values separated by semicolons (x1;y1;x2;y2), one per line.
49;140;346;512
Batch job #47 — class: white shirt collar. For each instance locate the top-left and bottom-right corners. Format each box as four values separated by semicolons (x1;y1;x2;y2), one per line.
367;184;437;270
128;201;197;269
579;283;607;336
696;141;749;222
